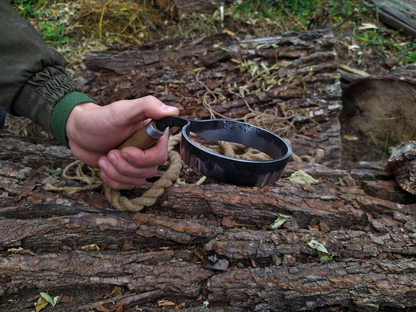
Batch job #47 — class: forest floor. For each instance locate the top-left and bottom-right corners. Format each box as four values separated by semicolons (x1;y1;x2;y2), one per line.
3;2;416;311
8;0;416;165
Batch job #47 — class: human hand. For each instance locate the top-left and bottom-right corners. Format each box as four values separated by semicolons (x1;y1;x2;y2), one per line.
65;96;179;189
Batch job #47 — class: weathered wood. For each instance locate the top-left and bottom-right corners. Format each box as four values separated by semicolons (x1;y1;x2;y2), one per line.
368;0;416;39
340;75;416;149
80;29;343;168
1;133;416;311
385;140;416;195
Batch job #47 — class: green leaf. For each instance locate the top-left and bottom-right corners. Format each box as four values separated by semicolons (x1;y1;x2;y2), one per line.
35;292;60;311
267;214;290;230
43;166;62;176
42;292;59;307
286;170;318;185
308;239;332;262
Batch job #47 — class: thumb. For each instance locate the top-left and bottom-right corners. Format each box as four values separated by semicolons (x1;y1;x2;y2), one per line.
109;96;179;126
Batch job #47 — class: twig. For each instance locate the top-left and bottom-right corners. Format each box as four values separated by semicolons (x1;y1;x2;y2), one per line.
339;64;370;77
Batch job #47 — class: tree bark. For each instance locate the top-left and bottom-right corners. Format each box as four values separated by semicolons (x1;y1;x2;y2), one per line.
80;29;342;168
1;133;416;311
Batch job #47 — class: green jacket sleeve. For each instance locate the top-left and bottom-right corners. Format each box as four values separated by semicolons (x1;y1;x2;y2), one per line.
0;0;95;147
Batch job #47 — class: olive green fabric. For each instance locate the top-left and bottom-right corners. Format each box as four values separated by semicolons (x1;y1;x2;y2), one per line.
0;0;95;146
51;92;97;148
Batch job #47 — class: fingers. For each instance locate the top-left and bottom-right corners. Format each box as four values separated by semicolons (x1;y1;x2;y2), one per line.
67;96;179;190
103;96;179;129
98;133;170;189
99;171;142;190
98;150;159;189
120;131;170;167
126;96;180;121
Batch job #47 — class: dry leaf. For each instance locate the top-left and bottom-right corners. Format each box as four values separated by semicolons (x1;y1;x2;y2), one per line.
103;286;123;299
267;214;290;230
7;247;35;255
18;168;41;200
343;134;359;141
115;303;123;312
308;239;332;262
222;29;235;36
7;247;24;254
286;170;318;185
96;303;111;312
35;295;49;312
35;292;60;311
302;129;317;137
175;302;186;309
157;299;175;307
359;23;378;30
81;244;100;251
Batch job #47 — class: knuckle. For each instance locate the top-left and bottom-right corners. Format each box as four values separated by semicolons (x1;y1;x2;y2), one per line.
116;164;131;176
143;95;157;101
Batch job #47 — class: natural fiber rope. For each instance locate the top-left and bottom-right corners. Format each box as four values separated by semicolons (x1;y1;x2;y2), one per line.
45;130;324;212
44;134;183;212
44;160;103;195
45;84;325;212
104;134;182;212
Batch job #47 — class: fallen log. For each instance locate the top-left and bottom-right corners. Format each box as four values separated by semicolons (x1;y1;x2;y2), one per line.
80;29;343;168
368;0;416;39
1;133;416;311
340;75;416;150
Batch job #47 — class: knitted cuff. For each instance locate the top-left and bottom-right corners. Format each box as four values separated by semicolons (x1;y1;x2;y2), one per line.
50;92;96;148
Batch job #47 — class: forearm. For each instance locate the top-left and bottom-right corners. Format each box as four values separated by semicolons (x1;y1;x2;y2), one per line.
0;0;93;146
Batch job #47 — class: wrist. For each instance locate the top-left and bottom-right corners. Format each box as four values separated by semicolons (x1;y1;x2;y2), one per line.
68;102;99;117
66;102;99;147
50;92;96;148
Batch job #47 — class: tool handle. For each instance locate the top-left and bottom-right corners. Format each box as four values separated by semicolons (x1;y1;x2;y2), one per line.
117;121;166;150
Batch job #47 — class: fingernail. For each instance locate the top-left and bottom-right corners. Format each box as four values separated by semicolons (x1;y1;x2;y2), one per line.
108;153;117;166
162;104;177;112
98;159;107;171
121;152;132;163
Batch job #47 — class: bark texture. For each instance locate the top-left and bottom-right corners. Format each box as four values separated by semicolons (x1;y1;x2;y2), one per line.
1;29;415;312
80;29;342;168
1;133;416;311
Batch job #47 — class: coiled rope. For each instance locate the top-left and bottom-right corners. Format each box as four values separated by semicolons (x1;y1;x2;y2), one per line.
44;134;183;212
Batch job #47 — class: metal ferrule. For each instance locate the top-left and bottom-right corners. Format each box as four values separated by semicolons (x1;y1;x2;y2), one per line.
146;120;166;139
